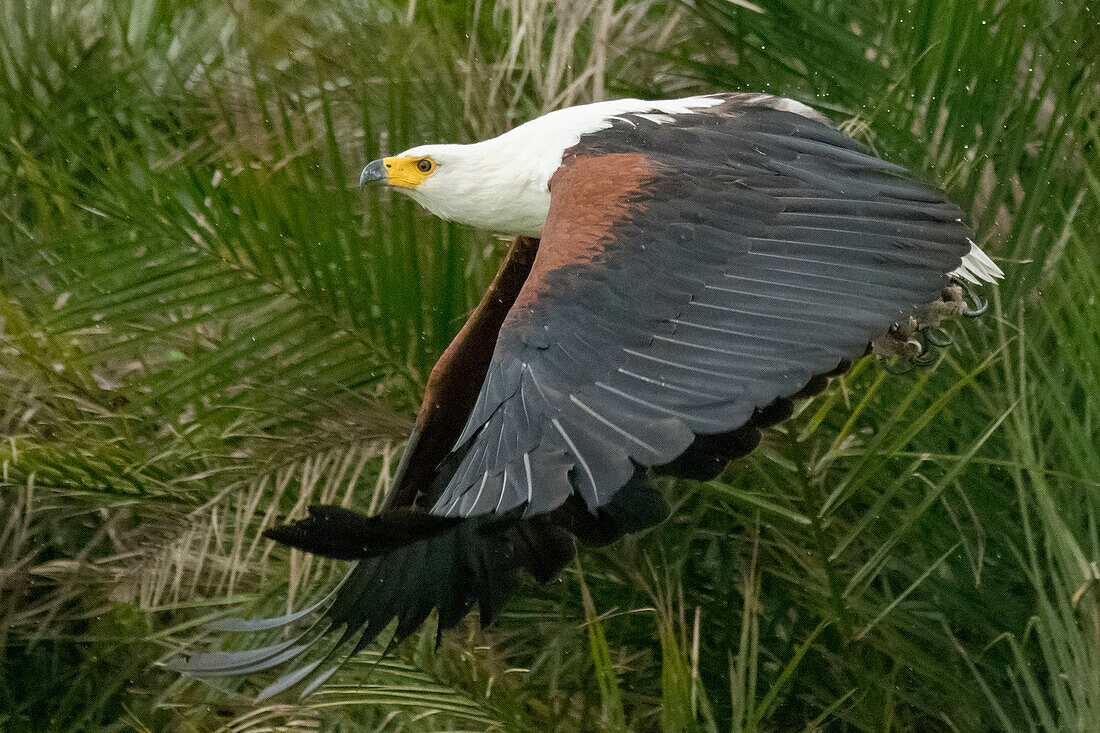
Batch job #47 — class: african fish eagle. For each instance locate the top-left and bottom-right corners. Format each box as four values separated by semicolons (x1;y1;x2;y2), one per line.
170;93;1003;695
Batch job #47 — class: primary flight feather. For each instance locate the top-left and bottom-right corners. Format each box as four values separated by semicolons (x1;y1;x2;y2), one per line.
170;93;1002;696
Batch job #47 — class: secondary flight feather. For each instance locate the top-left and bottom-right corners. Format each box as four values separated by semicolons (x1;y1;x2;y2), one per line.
168;92;1002;697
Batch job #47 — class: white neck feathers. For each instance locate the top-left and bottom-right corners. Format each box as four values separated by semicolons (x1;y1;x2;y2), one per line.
395;96;726;237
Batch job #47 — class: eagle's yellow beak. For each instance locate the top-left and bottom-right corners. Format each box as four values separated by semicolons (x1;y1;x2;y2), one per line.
360;156;436;188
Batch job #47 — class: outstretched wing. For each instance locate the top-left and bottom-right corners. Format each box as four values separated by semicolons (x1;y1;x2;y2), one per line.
175;98;984;695
430;100;970;519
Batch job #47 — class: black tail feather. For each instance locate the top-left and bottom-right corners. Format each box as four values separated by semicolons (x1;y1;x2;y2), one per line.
261;472;666;651
262;505;460;560
172;476;669;697
265;506;577;652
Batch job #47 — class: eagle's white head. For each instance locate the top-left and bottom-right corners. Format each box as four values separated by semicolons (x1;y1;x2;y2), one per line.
359;96;731;237
360;138;553;237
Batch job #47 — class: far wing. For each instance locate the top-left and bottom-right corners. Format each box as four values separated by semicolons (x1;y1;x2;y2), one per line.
430;103;969;518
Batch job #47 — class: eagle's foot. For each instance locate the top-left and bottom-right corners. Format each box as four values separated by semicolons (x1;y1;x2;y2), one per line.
874;280;982;371
872;318;924;372
937;279;989;317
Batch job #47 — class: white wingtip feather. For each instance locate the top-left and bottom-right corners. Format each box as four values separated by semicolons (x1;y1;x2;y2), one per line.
950;241;1004;285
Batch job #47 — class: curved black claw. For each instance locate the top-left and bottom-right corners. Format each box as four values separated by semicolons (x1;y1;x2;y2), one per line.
912;330;928;353
912;347;939;367
961;282;988;317
881;355;915;374
924;327;954;348
907;329;938;367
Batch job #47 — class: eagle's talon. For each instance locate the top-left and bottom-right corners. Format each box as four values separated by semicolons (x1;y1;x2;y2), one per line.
924;327;954;347
912;348;939;367
962;293;988;317
882;356;915;374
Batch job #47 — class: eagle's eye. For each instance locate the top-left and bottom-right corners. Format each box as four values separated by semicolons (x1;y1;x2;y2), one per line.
416;158;434;173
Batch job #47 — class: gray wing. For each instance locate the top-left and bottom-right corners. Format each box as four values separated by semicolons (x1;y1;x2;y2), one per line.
430;101;969;518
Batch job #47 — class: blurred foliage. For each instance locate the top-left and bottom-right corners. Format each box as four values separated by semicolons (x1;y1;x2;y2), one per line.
0;0;1096;730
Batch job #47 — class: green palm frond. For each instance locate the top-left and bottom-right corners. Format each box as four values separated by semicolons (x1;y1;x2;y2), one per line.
1;0;1096;730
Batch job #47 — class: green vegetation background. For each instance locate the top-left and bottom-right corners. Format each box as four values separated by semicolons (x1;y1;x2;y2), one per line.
1;0;1096;730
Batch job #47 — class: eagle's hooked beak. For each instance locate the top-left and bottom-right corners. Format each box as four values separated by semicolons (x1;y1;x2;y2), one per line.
359;159;388;186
